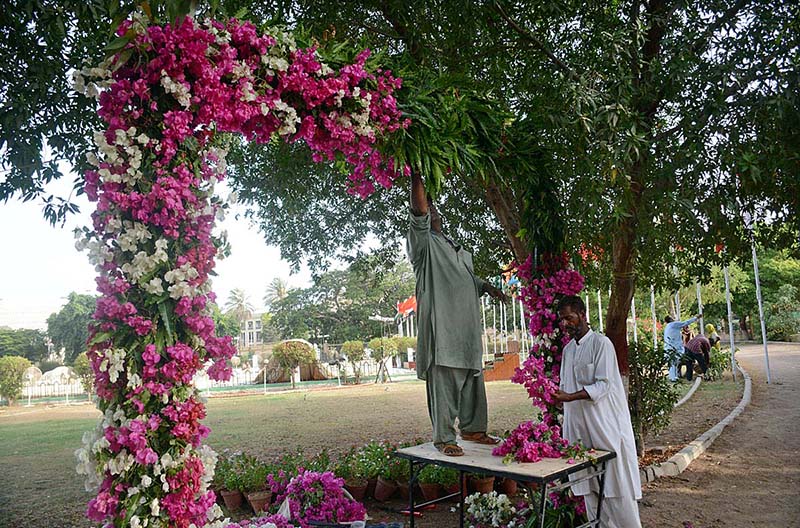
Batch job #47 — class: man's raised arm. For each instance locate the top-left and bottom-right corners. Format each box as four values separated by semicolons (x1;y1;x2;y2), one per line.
410;169;428;216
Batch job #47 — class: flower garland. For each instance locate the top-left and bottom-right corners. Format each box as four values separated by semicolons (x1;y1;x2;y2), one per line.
493;253;585;463
74;13;406;528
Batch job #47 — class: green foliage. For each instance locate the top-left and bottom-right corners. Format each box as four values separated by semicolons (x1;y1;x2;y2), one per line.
340;340;366;384
704;347;730;382
0;356;32;405
237;454;272;493
333;448;369;484
46;292;97;364
0;327;48;363
72;352;94;395
418;464;456;486
272;340;315;369
272;340;315;388
766;284;800;340
628;339;680;455
395;336;416;353
357;440;393;480
210;303;241;339
367;337;397;361
269;252;416;343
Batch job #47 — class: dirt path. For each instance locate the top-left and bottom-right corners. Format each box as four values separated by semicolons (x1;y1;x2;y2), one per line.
640;342;800;528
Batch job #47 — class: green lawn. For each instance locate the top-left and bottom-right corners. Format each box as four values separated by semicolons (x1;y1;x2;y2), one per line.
0;380;531;528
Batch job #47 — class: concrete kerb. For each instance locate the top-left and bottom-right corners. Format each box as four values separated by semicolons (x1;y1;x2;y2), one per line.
639;364;752;484
674;376;702;408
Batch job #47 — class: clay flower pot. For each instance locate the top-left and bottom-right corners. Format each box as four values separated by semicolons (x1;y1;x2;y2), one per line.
246;490;272;513
345;480;369;502
366;477;378;499
469;475;495;494
396;480;410;500
220;489;244;511
373;476;398;502
496;478;518;496
419;482;442;502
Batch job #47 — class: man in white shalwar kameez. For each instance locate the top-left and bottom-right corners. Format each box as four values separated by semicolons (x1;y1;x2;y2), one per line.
554;295;642;528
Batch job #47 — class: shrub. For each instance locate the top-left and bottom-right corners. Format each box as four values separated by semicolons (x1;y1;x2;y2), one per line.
0;355;32;405
272;340;315;388
72;352;94;396
340;340;366;384
703;346;731;381
628;340;679;455
367;337;397;361
766;284;800;340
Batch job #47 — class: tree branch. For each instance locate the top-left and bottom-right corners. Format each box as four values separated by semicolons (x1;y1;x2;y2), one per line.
491;1;580;82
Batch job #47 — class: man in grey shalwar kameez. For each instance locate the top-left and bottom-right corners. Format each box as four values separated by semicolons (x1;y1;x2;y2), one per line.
555;295;642;528
406;170;507;456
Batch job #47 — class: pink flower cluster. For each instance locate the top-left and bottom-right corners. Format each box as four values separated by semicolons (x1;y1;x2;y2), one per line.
493;252;585;463
284;470;366;528
492;421;568;463
79;15;407;528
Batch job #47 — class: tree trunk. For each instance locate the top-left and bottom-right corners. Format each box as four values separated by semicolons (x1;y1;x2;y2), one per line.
606;214;638;375
483;179;530;264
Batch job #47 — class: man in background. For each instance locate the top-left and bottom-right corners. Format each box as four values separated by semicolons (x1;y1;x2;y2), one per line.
663;313;702;381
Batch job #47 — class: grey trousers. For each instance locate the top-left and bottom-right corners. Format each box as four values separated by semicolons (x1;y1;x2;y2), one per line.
425;364;488;445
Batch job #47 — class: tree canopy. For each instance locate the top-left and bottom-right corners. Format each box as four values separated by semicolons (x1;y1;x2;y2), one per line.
46;291;96;364
2;0;798;370
0;327;48;363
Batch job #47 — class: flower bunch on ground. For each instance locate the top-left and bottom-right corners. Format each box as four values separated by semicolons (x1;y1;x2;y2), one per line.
283;470;366;528
74;12;406;528
493;252;585;463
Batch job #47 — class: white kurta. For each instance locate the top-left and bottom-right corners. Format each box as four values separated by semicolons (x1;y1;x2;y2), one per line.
559;329;641;499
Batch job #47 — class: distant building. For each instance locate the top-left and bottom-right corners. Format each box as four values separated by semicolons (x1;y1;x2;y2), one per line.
239;314;264;349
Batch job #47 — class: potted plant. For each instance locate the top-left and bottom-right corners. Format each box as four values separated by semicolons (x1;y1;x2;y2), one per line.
239;454;272;513
358;440;391;499
469;472;495;494
417;465;442;502
334;449;369;501
215;454;243;510
388;456;411;500
436;466;463;501
495;477;518;496
374;456;400;502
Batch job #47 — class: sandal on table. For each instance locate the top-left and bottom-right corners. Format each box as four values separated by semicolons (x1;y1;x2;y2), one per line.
434;442;464;456
461;432;501;445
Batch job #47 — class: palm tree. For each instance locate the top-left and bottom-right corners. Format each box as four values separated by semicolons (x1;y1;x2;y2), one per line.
263;277;289;308
225;288;254;326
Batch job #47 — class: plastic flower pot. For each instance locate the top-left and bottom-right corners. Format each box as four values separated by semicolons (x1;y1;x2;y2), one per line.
496;478;518;496
246;490;272;513
220;489;244;511
469;475;495;494
419;482;442;502
373;476;398;502
344;480;369;502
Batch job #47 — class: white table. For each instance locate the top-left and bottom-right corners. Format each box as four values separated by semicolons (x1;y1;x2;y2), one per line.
395;441;615;528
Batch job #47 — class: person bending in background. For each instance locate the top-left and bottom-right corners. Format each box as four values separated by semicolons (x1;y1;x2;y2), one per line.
663;313;702;381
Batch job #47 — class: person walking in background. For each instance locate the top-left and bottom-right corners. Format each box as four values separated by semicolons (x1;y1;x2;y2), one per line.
663;313;702;381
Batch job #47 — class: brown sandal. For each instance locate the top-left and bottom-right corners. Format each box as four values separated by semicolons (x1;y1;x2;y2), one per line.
435;442;464;456
461;432;501;445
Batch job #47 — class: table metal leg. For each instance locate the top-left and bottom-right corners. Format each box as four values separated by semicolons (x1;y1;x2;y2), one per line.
459;470;465;528
595;460;608;524
538;485;547;528
407;460;417;528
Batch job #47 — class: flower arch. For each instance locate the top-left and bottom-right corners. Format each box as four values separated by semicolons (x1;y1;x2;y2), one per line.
73;15;407;528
